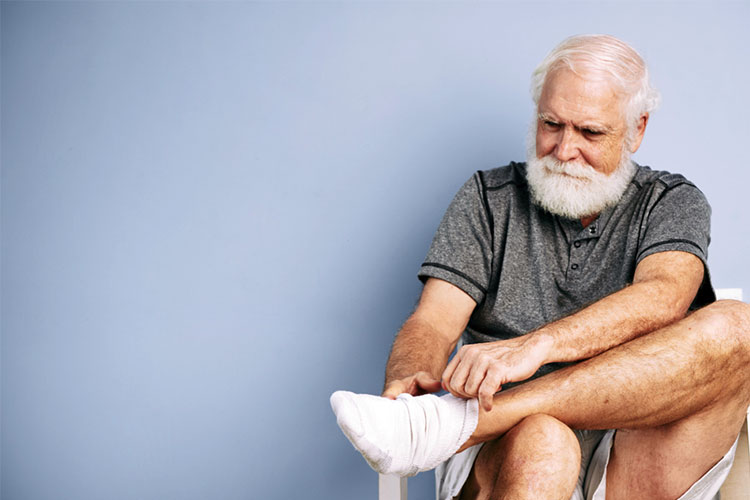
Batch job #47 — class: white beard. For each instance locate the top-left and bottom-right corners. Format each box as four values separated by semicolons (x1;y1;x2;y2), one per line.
525;135;635;220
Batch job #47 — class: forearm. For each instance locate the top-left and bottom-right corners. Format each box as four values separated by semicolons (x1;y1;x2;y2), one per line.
384;315;457;388
383;278;476;393
533;252;703;364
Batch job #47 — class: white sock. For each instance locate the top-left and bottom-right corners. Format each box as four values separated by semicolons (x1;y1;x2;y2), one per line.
329;391;479;476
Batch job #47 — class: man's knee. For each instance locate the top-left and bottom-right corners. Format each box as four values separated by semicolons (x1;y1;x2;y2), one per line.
506;414;581;465
468;415;580;499
685;300;750;410
695;299;750;348
715;299;750;334
476;415;580;483
508;414;577;447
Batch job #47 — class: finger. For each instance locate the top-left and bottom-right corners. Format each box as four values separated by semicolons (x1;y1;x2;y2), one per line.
441;352;461;389
414;372;442;394
441;376;464;398
478;368;504;412
478;384;494;412
442;367;467;398
464;356;490;396
407;378;419;395
447;351;475;396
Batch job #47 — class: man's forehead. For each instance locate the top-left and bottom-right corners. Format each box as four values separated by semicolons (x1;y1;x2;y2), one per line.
538;68;626;127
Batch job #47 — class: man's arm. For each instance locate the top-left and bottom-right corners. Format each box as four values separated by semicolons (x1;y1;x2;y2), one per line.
382;278;476;399
534;250;704;361
443;250;705;410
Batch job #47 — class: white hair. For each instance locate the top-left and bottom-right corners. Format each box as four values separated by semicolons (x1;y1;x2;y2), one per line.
530;34;661;144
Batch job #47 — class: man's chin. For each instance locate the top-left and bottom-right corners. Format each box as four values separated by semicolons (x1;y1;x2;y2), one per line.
532;197;603;220
526;155;634;220
528;175;621;219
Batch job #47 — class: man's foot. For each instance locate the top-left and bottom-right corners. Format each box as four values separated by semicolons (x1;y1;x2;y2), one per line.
330;391;479;476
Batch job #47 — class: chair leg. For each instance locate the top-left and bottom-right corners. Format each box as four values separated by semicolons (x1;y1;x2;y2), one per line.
379;473;407;500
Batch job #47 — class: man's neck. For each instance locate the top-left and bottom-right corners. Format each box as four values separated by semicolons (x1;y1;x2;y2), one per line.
581;215;598;228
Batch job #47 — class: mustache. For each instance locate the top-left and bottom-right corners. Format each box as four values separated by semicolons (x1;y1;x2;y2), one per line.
540;157;597;181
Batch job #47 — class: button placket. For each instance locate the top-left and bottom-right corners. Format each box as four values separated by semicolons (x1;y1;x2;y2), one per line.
567;221;600;278
566;220;601;279
569;238;586;276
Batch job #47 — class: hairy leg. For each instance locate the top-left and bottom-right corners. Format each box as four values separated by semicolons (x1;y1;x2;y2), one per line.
459;414;580;500
464;300;750;445
605;402;745;500
460;300;750;498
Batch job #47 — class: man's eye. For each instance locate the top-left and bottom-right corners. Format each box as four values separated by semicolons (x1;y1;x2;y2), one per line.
583;128;603;136
544;120;560;129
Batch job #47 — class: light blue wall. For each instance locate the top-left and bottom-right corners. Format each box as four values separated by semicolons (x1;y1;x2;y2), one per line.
2;2;748;499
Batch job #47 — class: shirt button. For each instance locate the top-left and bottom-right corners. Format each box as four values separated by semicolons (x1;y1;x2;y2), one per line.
571;263;579;270
574;241;582;248
589;226;596;234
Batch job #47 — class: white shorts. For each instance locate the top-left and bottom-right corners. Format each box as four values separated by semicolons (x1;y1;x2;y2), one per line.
435;429;739;500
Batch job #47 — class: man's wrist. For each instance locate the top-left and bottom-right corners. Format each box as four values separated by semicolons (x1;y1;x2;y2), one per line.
528;329;555;365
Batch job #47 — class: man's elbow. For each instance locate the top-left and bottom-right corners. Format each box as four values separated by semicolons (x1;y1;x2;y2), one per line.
659;285;698;325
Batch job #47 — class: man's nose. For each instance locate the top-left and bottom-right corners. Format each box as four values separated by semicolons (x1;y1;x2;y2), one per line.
554;128;580;162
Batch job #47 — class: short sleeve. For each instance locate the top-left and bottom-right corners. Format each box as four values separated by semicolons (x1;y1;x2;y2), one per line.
636;181;715;308
636;182;711;265
418;172;493;304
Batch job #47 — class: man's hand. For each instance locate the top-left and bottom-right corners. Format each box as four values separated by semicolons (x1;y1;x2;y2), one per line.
442;334;552;411
382;371;443;399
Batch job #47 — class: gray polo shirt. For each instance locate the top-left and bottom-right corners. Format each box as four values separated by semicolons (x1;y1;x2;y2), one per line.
418;162;714;375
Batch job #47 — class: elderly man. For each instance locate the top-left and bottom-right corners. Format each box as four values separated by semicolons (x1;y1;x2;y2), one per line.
331;34;750;500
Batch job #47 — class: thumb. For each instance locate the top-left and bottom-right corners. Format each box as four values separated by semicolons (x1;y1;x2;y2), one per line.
381;380;408;399
414;372;442;394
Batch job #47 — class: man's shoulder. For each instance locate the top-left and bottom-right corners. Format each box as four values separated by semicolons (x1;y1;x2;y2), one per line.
627;164;710;215
477;162;528;191
632;164;699;191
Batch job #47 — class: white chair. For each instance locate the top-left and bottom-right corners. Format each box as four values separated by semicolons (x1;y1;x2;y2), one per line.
379;474;407;500
379;288;750;500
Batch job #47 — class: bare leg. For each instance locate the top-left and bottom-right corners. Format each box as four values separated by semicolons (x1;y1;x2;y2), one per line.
459;415;580;500
464;300;750;443
459;300;750;498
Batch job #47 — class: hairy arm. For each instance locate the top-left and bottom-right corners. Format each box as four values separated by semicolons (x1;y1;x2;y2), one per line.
537;250;705;362
443;250;705;410
382;278;476;398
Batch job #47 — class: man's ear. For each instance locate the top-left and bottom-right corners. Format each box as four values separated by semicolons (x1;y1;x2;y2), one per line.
629;113;649;153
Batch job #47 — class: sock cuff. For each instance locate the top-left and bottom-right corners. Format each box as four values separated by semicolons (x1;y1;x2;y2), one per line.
440;394;479;451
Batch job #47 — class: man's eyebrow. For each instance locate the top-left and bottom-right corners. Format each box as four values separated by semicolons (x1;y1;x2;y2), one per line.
537;113;614;133
537;112;557;123
576;123;614;134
